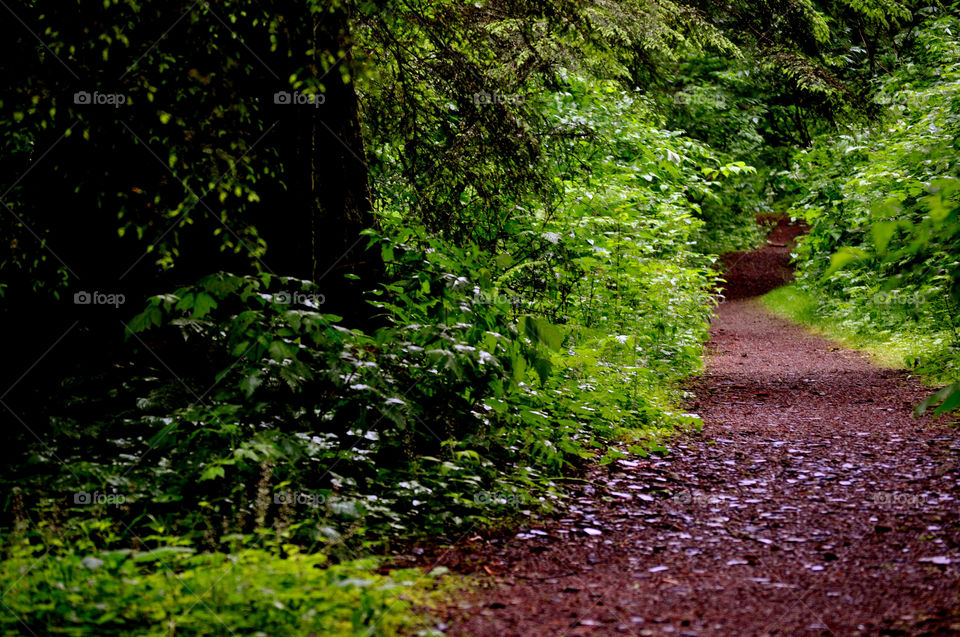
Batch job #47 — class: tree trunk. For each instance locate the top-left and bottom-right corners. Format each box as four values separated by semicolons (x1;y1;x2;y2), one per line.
258;4;382;323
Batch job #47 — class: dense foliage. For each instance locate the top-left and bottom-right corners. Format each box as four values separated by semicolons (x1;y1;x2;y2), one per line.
781;12;960;409
2;0;957;633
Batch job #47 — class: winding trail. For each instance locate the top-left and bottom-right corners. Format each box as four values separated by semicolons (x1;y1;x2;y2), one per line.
438;222;960;636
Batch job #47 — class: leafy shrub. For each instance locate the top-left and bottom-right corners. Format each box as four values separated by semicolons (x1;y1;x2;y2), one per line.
783;13;960;407
0;534;433;636
0;69;756;636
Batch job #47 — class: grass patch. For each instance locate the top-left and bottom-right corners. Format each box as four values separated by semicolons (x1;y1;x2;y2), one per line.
0;538;450;636
761;283;958;384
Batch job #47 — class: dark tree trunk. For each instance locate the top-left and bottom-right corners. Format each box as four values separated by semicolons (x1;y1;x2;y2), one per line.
256;4;383;323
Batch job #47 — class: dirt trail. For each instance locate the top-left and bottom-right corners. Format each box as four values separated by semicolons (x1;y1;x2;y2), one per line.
437;222;960;636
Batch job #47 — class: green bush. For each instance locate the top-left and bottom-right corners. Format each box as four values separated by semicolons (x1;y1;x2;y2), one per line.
0;535;433;636
782;13;960;407
1;66;754;637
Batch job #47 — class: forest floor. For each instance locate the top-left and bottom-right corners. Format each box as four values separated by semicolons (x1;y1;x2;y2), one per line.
430;220;960;636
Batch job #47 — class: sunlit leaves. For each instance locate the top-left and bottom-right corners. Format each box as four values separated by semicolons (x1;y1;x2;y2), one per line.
871;220;898;254
787;13;960;412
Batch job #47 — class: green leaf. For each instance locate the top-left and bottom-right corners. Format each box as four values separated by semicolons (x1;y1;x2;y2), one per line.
532;357;552;384
522;316;564;350
175;292;196;312
191;292;218;319
241;371;263;397
127;306;163;334
871;221;897;255
268;340;298;361
823;247;866;279
199;464;226;481
917;383;960;417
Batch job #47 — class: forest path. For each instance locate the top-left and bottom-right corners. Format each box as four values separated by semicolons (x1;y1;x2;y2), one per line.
437;222;960;636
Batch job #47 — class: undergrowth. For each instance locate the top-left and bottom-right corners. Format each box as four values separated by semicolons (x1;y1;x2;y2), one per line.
762;284;959;384
776;14;960;406
4;0;953;633
0;75;747;635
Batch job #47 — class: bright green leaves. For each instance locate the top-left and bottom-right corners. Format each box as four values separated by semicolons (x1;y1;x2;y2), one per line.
701;161;756;181
871;220;898;255
839;0;912;28
525;74;719;439
920;178;960;223
520;315;564;351
823;246;868;278
0;543;425;636
198;462;228;481
917;381;960;417
784;14;960;414
174;291;218;319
